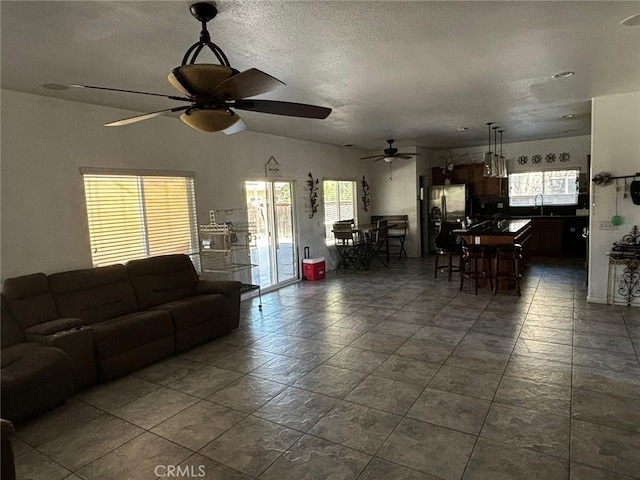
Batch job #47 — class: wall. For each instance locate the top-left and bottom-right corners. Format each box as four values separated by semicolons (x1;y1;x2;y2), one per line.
588;91;640;306
446;135;591;175
0;90;369;280
367;146;418;256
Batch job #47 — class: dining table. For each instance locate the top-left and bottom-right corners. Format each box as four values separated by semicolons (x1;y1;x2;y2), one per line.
332;222;396;269
352;222;397;263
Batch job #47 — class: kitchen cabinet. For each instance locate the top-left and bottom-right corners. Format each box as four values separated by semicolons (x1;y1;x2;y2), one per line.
432;167;447;185
562;217;588;257
433;163;504;197
529;218;564;257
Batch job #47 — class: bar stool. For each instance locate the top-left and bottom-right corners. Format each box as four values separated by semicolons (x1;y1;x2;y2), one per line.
492;244;523;295
460;245;493;295
434;223;462;282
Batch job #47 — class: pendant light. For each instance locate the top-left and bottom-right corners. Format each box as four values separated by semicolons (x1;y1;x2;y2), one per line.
492;126;500;178
498;129;507;178
483;122;494;177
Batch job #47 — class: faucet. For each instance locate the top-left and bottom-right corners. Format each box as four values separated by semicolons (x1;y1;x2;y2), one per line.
534;193;544;216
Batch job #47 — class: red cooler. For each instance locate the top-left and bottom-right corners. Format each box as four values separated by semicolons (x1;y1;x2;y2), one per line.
302;257;325;281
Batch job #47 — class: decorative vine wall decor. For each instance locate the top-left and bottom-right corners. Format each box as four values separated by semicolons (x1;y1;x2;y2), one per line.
361;176;370;212
307;172;319;218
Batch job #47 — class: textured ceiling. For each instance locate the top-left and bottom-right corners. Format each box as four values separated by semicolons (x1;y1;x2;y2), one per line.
2;1;639;151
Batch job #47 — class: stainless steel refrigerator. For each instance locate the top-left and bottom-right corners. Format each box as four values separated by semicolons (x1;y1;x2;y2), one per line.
427;184;470;252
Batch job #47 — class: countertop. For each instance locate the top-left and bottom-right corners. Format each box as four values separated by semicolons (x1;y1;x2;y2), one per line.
507;215;587;220
453;219;532;236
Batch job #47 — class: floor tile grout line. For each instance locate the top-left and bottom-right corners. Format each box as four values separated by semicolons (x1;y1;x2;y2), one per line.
15;257;639;480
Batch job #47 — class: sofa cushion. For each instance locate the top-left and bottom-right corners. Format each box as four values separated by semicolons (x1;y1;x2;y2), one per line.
48;265;139;324
25;318;84;336
194;280;242;297
1;297;26;348
1;273;59;329
126;254;199;309
1;342;74;423
151;293;230;331
90;309;174;359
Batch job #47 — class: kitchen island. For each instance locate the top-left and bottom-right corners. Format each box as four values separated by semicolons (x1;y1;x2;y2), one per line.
453;219;532;247
453;219;533;293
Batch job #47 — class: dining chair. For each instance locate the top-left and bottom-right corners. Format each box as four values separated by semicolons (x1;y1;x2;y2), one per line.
386;215;408;259
369;219;389;267
333;222;366;270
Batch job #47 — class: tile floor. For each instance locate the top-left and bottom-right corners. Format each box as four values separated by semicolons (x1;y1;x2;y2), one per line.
10;257;640;480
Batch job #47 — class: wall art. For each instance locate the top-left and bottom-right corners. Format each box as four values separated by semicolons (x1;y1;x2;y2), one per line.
307;173;319;218
361;175;370;212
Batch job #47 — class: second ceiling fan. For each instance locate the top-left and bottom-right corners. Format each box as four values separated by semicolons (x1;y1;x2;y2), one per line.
69;2;332;134
361;139;421;163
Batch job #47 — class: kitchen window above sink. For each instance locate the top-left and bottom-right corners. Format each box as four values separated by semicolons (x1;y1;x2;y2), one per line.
509;169;580;207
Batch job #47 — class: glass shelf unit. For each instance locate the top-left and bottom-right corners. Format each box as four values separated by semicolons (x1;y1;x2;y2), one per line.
199;209;262;309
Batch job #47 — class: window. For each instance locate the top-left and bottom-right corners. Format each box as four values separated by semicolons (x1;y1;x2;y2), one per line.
509;169;579;207
82;170;198;267
323;180;357;242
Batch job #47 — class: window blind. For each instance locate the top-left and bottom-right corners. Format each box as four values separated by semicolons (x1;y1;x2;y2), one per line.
323;180;357;241
83;173;198;267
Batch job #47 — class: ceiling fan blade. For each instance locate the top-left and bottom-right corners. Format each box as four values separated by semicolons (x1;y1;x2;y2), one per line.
396;152;422;158
232;99;331;119
212;68;284;100
104;106;189;127
222;117;247;135
360;154;386;160
69;84;189;101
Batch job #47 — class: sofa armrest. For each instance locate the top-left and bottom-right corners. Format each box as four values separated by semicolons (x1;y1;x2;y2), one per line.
193;280;242;297
25;318;84;336
1;419;16;480
1;419;15;439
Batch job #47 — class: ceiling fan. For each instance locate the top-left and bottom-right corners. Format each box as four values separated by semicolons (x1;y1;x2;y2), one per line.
67;2;332;134
361;139;421;163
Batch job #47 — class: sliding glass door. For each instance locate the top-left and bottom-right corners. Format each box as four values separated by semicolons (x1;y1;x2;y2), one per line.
245;181;297;290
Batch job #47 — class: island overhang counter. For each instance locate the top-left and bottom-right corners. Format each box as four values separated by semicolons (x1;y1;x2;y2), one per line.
453;219;532;247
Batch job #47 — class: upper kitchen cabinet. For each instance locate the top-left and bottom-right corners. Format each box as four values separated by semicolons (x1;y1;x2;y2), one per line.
432;163;505;198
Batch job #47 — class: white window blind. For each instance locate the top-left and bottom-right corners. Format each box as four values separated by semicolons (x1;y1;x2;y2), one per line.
509;169;580;207
83;172;198;267
323;180;357;242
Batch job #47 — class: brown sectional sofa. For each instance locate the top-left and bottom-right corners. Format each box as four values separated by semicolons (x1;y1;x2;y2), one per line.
1;254;241;424
1;298;74;424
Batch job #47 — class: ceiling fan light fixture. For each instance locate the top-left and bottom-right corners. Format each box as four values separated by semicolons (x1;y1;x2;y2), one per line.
180;108;238;132
168;64;235;96
67;1;330;133
552;71;575;79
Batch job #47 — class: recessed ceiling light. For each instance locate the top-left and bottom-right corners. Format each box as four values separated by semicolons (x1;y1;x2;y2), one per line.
561;114;575;119
456;127;468;132
620;13;640;26
552;71;575;79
